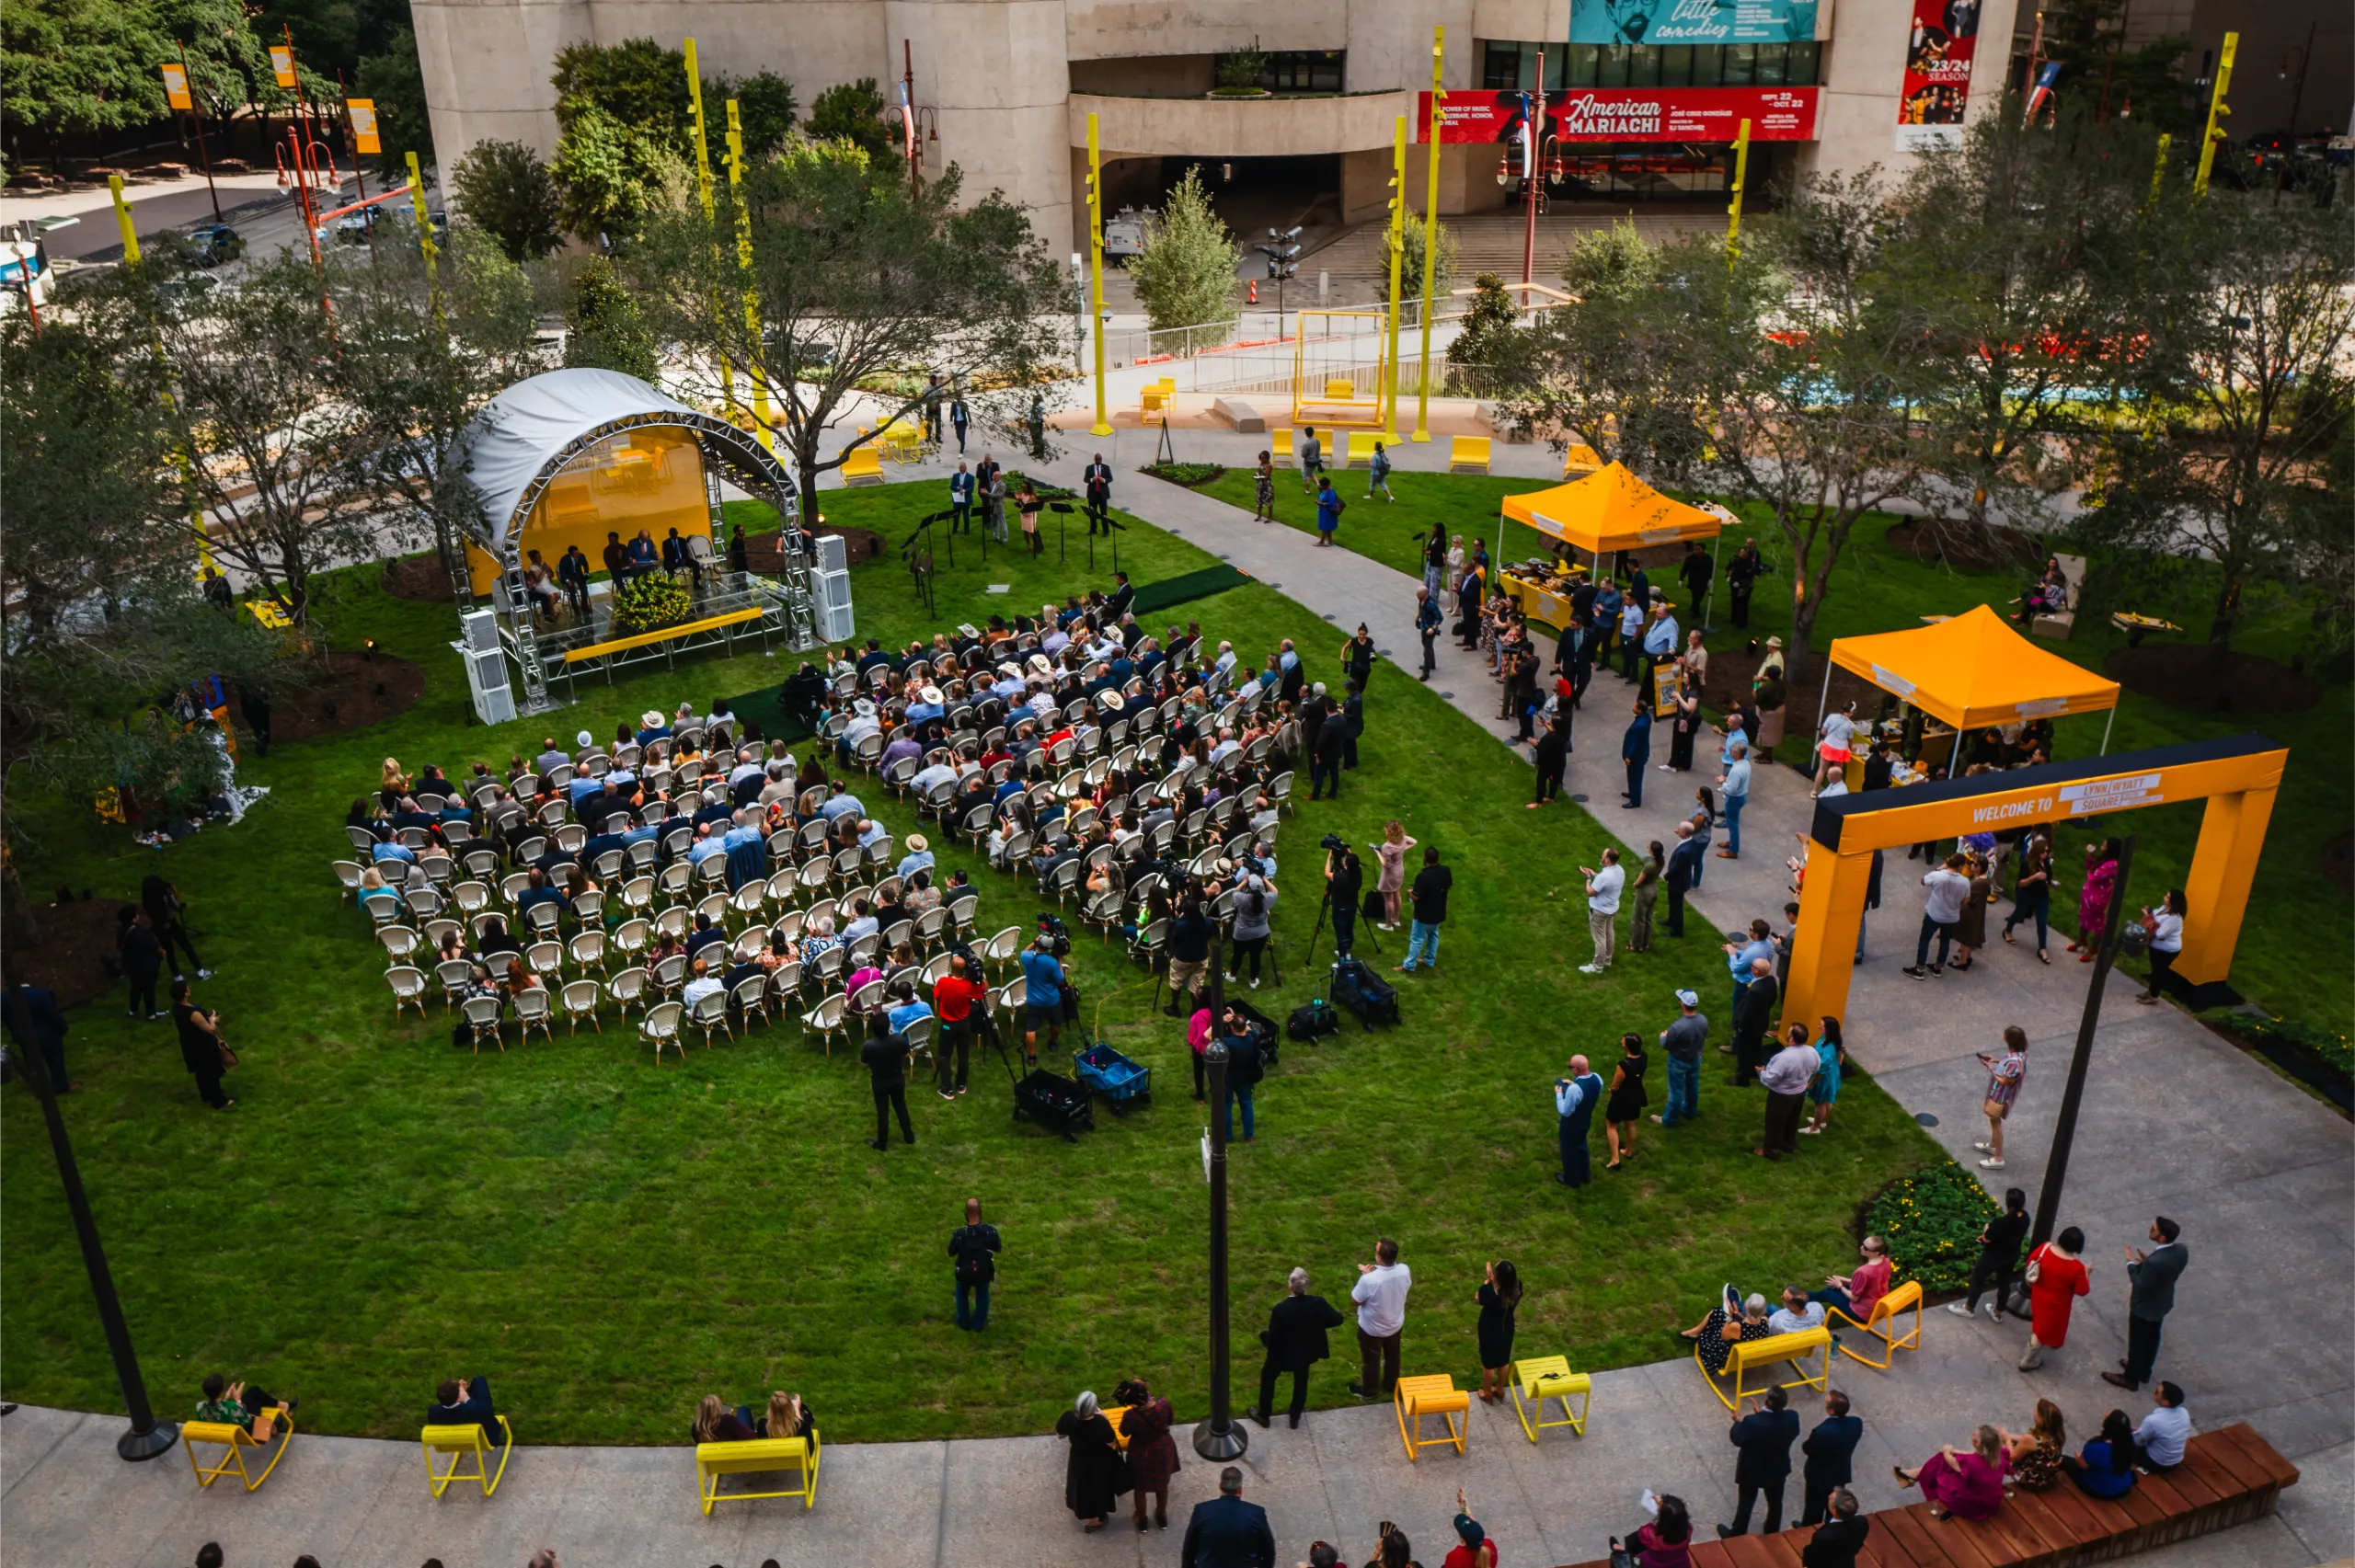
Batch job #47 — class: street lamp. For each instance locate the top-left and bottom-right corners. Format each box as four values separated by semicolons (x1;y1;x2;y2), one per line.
1193;937;1247;1462
6;1013;178;1460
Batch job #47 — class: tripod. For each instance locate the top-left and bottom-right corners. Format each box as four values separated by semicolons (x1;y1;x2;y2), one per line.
1301;882;1382;969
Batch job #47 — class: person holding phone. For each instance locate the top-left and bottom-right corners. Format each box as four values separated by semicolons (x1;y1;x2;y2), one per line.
2137;891;2185;1004
171;978;234;1109
1973;1026;2028;1170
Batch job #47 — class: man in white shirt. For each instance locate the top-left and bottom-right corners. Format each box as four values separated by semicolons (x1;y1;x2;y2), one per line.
911;760;959;797
1906;853;1971;978
680;956;724;1011
686;824;729;865
1214;641;1238;676
1347;1238;1410;1400
1768;1285;1826;1336
1757;1024;1821;1158
1578;847;1626;975
837;699;881;766
2131;1383;2191;1471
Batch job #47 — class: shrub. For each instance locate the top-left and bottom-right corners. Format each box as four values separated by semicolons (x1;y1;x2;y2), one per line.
563;257;660;383
1864;1160;2001;1294
1143;462;1224;486
451;139;563;262
607;572;693;635
1129;167;1240;338
2211;1011;2353;1080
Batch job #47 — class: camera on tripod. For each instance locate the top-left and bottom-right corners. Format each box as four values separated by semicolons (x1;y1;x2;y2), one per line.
1319;830;1349;853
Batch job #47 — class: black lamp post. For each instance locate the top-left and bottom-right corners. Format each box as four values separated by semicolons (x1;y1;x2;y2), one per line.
10;1023;178;1459
2015;834;2143;1304
1194;939;1247;1461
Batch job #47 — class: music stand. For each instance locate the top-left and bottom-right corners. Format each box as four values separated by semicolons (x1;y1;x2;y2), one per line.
1046;498;1075;563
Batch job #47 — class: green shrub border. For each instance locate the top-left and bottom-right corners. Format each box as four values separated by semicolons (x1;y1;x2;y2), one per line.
1864;1159;2002;1295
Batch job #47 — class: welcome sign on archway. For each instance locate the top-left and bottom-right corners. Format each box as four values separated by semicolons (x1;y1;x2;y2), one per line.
1784;734;2289;1031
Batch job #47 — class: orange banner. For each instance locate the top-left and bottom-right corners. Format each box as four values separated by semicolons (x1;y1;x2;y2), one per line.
270;45;297;89
161;63;193;111
346;98;379;155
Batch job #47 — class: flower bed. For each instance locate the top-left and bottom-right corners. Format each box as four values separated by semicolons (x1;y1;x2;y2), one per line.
608;574;695;636
1864;1159;2001;1294
1141;462;1225;487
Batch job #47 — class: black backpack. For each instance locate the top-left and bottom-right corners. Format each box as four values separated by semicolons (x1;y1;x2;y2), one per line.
1328;958;1401;1031
1288;999;1341;1042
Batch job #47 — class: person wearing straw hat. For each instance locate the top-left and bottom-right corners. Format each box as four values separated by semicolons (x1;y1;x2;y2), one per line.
837;698;881;766
897;834;936;882
634;709;672;748
909;684;946;724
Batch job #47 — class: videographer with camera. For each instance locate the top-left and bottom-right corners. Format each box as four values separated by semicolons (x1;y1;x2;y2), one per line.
1321;834;1362;959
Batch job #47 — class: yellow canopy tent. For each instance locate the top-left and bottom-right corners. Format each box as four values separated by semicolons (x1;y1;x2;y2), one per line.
1824;602;2124;752
1499;463;1729;623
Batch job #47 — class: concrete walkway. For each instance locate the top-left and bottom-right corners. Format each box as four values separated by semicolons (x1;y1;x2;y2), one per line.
6;448;2346;1568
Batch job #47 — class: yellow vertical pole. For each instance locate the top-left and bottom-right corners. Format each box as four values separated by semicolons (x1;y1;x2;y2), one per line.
1413;26;1444;443
109;175;140;262
404;151;442;328
726;101;775;452
684;40;737;418
1086;112;1113;438
2147;132;2172;206
1725;119;1752;261
1383;115;1407;439
2193;33;2235;196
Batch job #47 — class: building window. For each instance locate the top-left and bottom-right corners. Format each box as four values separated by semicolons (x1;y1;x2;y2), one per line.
1217;49;1346;93
1499;39;1817;92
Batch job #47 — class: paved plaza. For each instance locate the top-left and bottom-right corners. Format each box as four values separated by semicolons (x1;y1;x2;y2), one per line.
6;446;2346;1568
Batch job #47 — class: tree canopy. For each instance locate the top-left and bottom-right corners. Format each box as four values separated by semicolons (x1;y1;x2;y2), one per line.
1128;167;1239;338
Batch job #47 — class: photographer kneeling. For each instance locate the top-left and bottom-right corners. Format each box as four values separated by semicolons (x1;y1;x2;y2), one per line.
1323;835;1362;959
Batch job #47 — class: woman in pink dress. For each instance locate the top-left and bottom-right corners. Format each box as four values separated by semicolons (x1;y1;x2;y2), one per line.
2071;838;2122;961
1373;821;1417;930
1894;1423;2013;1520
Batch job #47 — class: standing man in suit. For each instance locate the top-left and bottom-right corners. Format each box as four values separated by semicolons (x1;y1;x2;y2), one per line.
1621;697;1652;809
1182;1466;1276;1568
1250;1266;1345;1429
1731;957;1777;1089
1553;1053;1604;1188
2105;1217;2186;1391
1664;822;1706;937
1083;452;1113;534
1800;1490;1870;1568
1718;1384;1801;1539
860;1013;914;1150
1799;1390;1862;1526
2;979;77;1093
426;1376;500;1444
948;462;975;534
949;394;971;453
1727;538;1762;628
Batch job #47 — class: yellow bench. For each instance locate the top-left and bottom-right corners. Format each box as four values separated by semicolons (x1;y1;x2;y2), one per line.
1393;1372;1470;1459
1448;436;1491;473
186;1415;293;1491
1141;387;1168;421
882;423;920;463
840;445;885;485
1697;1323;1832;1412
695;1434;819;1514
1562;442;1602;475
1830;1279;1924;1369
1345;432;1382;467
421;1415;513;1497
1510;1356;1591;1444
1271;429;1294;464
562;607;764;665
245;599;293;630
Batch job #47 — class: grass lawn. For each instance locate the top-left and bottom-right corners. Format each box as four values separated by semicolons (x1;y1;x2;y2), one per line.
1196;465;2353;1037
5;476;1955;1445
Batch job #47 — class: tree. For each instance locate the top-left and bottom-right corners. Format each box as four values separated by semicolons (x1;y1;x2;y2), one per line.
627;138;1066;520
155;248;391;621
2074;190;2354;657
716;69;796;159
1491;220;1712;482
563;254;658;383
552;104;683;246
0;256;301;857
1879;109;2154;556
1127;166;1239;338
547;38;780;246
1383;217;1457;323
338;228;546;600
1444;273;1521;397
1689;176;1925;683
354;25;434;175
452;137;563;261
805;77;895;164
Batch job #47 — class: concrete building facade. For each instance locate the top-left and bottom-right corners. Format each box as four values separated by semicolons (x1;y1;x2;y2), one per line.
411;0;2027;252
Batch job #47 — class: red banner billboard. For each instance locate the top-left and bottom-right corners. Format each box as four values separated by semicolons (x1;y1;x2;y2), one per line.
1419;87;1820;145
1895;0;1982;150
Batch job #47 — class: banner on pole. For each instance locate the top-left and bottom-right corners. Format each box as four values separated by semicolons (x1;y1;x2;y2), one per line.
1570;0;1821;46
270;45;298;89
1419;87;1818;143
1894;0;1982;151
346;98;380;154
161;63;194;111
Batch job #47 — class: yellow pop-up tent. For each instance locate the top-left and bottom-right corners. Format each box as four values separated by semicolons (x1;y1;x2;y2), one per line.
1824;602;2124;751
1501;462;1726;556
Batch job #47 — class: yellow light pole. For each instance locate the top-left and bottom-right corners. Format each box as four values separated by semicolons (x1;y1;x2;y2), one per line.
2147;132;2172;207
684;39;739;418
108;175;140;261
1383;115;1407;440
2193;33;2236;197
1086;113;1113;438
1725;118;1752;261
1413;26;1445;443
727;101;776;451
404;151;441;327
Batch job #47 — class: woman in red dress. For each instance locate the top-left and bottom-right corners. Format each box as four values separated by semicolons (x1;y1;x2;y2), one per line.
1114;1377;1180;1531
2019;1224;2090;1371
